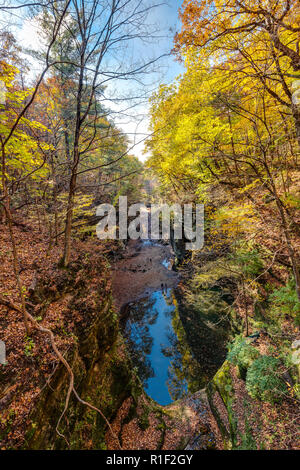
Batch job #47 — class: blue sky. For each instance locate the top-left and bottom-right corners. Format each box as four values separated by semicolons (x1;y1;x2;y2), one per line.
150;1;185;83
111;0;185;161
2;0;186;161
97;0;185;161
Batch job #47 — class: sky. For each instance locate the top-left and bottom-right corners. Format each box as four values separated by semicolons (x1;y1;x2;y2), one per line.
109;0;185;161
0;0;185;162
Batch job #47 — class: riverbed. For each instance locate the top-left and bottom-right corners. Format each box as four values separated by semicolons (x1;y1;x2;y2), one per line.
112;238;228;406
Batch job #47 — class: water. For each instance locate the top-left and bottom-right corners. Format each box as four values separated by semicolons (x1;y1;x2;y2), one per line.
162;258;172;270
141;240;162;247
121;239;230;406
123;289;191;405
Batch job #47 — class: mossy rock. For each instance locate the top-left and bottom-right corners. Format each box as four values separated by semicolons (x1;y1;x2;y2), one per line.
206;360;238;449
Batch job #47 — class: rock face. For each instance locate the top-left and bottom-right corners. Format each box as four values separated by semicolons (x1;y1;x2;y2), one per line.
291;340;300;381
19;249;218;451
0;340;5;365
24;262;135;450
206;361;236;449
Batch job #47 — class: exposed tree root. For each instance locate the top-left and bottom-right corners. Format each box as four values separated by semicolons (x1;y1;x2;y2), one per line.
0;295;122;450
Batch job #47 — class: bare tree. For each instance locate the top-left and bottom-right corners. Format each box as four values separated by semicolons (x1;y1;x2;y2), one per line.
53;0;164;266
0;0;71;333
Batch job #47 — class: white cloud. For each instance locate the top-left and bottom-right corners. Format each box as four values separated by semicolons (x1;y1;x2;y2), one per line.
15;14;46;80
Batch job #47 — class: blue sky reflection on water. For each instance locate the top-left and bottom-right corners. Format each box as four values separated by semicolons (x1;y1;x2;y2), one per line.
124;289;188;406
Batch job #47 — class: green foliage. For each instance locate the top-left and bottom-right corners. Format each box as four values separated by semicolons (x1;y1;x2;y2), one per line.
234;248;264;278
138;408;150;431
227;335;260;370
24;336;35;357
246;356;287;404
269;279;300;326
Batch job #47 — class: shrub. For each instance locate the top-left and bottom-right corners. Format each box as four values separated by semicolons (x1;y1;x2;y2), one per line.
232;247;264;278
269;279;300;326
227;335;260;371
246;356;287;404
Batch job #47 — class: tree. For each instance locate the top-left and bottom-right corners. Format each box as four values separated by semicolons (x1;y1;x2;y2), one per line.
0;62;52;333
0;0;70;331
146;42;300;300
34;0;161;266
176;0;300;144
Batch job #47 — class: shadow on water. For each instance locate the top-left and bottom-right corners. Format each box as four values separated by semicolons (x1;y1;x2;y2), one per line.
122;287;226;406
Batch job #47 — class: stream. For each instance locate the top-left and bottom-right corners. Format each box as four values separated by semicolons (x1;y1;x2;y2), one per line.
113;238;230;406
123;288;188;405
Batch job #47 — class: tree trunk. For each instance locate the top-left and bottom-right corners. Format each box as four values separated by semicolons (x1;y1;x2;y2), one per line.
62;48;84;267
291;103;300;150
62;158;78;266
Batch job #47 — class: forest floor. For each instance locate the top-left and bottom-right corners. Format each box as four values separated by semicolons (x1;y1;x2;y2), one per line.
0;220;113;448
105;389;221;450
226;361;300;450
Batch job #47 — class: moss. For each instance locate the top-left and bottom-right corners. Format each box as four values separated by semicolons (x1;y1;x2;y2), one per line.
206;360;238;449
175;436;187;450
213;361;233;404
22;279;138;451
138;408;150;431
155;413;167;450
234;412;257;450
0;409;16;443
